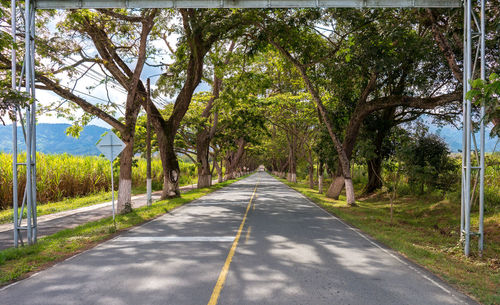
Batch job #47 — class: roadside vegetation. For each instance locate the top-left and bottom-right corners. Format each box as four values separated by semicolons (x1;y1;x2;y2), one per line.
0;191;115;224
0;152;197;210
0;177;243;286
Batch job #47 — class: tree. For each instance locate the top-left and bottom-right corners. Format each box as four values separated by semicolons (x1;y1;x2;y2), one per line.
425;4;500;133
357;107;396;194
0;89;29;125
252;9;461;205
214;73;269;179
0;9;160;213
467;73;500;136
257;48;319;184
148;9;255;198
194;40;235;188
399;124;459;194
266;93;318;183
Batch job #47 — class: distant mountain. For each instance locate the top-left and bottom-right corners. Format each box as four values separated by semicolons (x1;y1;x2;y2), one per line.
0;123;497;155
428;124;498;152
0;123;109;155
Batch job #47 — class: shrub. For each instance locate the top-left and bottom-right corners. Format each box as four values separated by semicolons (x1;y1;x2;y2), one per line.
400;134;459;194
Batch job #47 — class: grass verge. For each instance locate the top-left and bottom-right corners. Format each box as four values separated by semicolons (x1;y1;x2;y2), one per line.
279;177;500;305
0;191;116;225
0;176;246;286
0;182;199;225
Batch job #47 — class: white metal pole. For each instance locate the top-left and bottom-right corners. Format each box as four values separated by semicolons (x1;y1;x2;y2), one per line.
111;160;115;224
147;78;152;206
24;0;33;245
30;5;37;243
460;4;467;242
11;0;18;248
478;0;485;256
111;135;116;225
464;0;472;257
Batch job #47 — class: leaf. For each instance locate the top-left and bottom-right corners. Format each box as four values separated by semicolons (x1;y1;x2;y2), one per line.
65;125;83;139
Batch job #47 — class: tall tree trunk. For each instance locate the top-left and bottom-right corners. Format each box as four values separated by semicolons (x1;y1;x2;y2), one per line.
117;137;134;213
225;138;246;180
308;165;314;189
116;92;141;213
196;133;212;188
196;93;220;188
196;42;233;188
307;149;314;189
159;46;204;197
323;75;378;200
287;135;297;183
365;157;383;194
326;174;344;199
33;10;158;214
363;108;395;194
212;153;223;184
138;10;214;199
218;159;224;182
268;40;358;205
318;160;324;194
280;158;289;179
162;131;181;198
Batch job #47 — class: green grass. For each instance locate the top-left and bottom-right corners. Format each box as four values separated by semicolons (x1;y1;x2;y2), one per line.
0;176;245;286
0;191;115;225
0;179;204;225
279;177;500;305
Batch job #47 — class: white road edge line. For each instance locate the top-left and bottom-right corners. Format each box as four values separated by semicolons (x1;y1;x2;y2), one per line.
114;236;235;242
278;179;470;305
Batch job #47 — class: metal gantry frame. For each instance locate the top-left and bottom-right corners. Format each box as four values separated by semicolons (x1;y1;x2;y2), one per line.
11;0;486;257
11;0;37;247
462;0;486;257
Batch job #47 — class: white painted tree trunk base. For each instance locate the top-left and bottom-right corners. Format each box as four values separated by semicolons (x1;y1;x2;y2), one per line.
117;178;132;213
345;178;356;205
146;178;152;206
197;174;212;188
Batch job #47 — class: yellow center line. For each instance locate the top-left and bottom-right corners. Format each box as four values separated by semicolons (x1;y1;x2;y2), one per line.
207;181;259;305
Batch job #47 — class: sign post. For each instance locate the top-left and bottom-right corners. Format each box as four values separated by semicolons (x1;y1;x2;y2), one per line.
96;132;126;224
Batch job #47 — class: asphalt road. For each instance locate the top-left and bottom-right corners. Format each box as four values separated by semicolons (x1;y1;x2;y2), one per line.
0;172;476;305
0;181;214;251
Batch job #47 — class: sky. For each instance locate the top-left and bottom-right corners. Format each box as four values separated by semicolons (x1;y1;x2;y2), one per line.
2;11;184;129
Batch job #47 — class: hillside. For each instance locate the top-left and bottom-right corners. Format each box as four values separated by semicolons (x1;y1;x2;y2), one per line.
429;124;498;152
0;123;109;155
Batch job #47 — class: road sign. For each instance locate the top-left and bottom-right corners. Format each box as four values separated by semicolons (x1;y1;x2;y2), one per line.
96;132;126;224
96;132;126;161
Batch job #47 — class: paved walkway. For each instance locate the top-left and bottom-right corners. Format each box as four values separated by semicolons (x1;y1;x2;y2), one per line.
0;173;476;305
0;181;216;250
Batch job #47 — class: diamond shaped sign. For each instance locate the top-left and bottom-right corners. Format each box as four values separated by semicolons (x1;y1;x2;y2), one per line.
96;132;126;161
